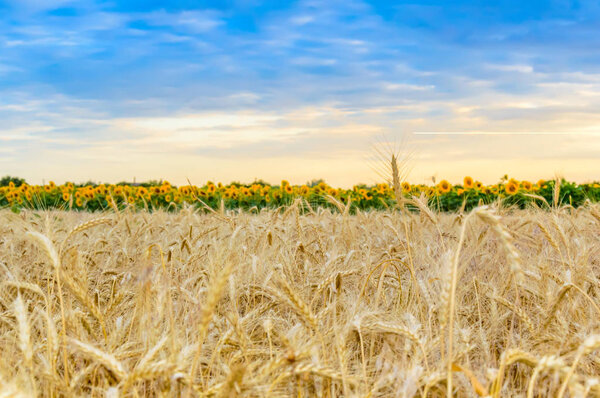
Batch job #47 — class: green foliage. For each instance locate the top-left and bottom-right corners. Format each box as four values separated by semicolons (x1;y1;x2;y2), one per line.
0;176;26;187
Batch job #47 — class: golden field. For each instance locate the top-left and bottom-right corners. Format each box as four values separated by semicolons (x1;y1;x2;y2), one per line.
1;200;600;397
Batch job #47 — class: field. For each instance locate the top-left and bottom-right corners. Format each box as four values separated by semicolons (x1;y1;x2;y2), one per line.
1;201;600;397
2;176;600;213
0;202;600;397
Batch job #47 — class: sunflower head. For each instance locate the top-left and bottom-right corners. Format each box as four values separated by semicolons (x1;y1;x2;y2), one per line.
437;180;452;194
401;182;411;193
284;185;293;194
521;181;533;191
505;182;519;195
463;176;474;189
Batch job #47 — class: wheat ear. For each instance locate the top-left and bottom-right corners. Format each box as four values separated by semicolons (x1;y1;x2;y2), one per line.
69;337;128;381
26;231;70;384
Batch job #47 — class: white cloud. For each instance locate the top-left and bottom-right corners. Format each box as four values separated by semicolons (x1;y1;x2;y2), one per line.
139;10;223;33
486;64;534;74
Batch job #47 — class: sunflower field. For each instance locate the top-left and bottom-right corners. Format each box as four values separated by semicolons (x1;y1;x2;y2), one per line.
1;177;599;213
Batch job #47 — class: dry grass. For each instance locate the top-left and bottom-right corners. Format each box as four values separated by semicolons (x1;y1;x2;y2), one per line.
1;202;600;397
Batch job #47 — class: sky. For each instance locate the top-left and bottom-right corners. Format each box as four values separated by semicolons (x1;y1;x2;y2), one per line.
2;0;600;187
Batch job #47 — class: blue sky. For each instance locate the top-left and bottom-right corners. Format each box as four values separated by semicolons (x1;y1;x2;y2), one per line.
2;0;600;186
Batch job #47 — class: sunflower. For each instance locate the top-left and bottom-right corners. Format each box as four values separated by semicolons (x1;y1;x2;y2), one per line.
281;180;290;188
207;184;216;194
401;182;411;193
300;185;310;195
457;188;465;196
76;198;83;207
537;179;545;187
474;181;482;189
284;185;293;194
128;196;136;204
62;192;70;201
505;181;519;195
463;176;474;189
521;181;533;191
165;194;172;202
437;180;451;193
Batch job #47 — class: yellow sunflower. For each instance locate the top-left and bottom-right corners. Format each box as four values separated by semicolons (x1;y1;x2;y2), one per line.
437;180;451;193
505;181;519;195
521;181;533;191
463;176;474;189
401;182;411;193
284;185;293;194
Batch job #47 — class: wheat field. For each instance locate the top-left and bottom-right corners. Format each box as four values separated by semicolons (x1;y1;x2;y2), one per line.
1;201;599;397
